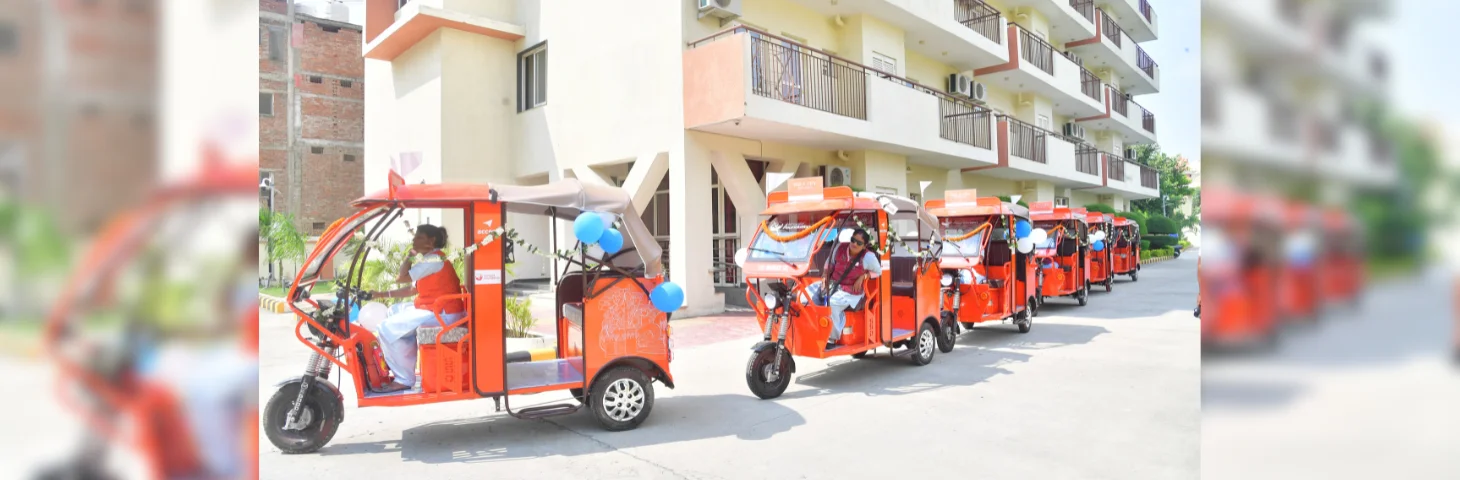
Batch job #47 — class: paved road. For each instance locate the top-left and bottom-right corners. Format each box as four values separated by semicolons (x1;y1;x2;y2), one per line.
260;256;1200;479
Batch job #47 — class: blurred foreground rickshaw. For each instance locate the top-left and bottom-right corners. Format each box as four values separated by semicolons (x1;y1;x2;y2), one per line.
1200;188;1283;347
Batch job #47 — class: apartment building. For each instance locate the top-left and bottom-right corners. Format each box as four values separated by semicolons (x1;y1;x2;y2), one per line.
260;0;367;236
1202;0;1394;204
360;0;1164;315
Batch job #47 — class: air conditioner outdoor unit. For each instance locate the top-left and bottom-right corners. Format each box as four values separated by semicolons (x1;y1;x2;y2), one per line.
1063;123;1085;139
970;81;988;102
947;73;971;97
698;0;741;20
822;166;852;187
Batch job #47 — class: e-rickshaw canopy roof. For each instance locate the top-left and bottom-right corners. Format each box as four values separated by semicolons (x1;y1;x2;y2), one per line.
761;187;940;232
1113;217;1137;228
351;177;664;278
924;197;1030;220
1028;201;1088;223
1087;212;1112;224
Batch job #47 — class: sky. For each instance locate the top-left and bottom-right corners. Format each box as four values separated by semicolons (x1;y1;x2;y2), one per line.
1391;0;1460;166
1133;0;1200;168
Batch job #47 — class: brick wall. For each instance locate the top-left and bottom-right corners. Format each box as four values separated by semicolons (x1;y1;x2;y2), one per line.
259;8;364;236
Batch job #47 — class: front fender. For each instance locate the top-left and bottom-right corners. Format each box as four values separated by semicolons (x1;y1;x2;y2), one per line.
750;341;795;373
272;375;344;421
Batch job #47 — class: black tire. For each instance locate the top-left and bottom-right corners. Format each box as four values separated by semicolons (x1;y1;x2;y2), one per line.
851;351;868;359
1077;284;1089;306
909;321;937;366
746;347;793;399
570;388;585;404
34;461;118;480
1105;277;1113;292
264;379;344;454
961;322;976;330
1131;270;1139;282
936;313;958;353
590;366;655;431
1017;298;1035;333
1029;294;1040;318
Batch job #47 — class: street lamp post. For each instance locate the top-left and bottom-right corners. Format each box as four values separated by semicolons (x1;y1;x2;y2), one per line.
260;176;276;287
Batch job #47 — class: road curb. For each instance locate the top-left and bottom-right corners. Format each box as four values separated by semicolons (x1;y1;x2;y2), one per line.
1140;255;1176;265
259;294;289;314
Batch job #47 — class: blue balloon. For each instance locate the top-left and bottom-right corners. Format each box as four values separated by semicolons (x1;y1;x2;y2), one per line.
599;228;624;254
1092;239;1105;251
573;212;605;244
650;281;685;313
1014;220;1032;239
349;303;361;323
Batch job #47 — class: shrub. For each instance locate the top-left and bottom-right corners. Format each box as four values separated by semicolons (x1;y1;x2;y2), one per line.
505;295;536;338
1140;239;1151;250
1146;215;1178;235
997;195;1030;208
1121;211;1150;235
1146;235;1179;249
1084;203;1116;214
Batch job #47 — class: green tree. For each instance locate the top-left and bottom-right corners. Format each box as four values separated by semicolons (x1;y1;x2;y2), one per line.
260;208;307;287
1127;145;1197;228
996;195;1030;208
1084;203;1116;214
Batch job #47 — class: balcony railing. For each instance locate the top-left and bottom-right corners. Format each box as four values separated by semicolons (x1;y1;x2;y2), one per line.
1139;164;1158;189
688;26;997;148
1019;26;1055;75
1070;0;1096;24
1006;116;1047;163
1104;152;1127;181
1077;63;1102;100
1101;11;1122;48
1142;110;1156;134
1136;45;1157;79
955;0;1002;43
1109;86;1129;117
1139;0;1153;23
940;98;994;149
1076;143;1101;175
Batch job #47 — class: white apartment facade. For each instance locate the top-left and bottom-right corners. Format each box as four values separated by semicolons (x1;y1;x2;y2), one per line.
360;0;1163;316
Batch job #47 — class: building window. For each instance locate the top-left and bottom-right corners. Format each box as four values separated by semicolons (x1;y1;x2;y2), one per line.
311;146;324;154
313;222;326;230
321;25;340;33
1037;114;1051;131
340;79;353;88
308;75;323;84
871;52;897;76
343;154;355;162
0;22;16;55
260;93;274;116
517;42;547;111
266;26;286;62
1055;196;1070;207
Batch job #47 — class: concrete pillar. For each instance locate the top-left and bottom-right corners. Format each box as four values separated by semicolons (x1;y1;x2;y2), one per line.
946;169;965;191
623;152;669;215
848;150;907;195
709;150;768;285
672;136;723;316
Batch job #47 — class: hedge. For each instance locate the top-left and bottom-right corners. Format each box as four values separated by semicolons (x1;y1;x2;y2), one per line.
1146;235;1179;249
1084;203;1116;214
1140;239;1151;250
997;195;1030;208
1140;247;1175;260
1146;215;1178;235
1121;211;1150;235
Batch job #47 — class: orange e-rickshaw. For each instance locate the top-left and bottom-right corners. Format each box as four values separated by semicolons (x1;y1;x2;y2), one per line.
39;149;259;480
1111;216;1141;281
1199;188;1284;347
1319;207;1364;308
738;178;946;400
264;173;676;454
1030;202;1092;306
1279;200;1322;323
924;190;1040;338
1086;212;1116;293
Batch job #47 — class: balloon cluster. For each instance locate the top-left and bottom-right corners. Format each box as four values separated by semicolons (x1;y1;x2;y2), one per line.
1089;229;1108;251
574;211;682;313
1011;220;1049;254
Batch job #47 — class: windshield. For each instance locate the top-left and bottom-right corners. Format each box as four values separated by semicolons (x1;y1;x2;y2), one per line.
1033;221;1062;254
748;211;878;262
938;217;989;258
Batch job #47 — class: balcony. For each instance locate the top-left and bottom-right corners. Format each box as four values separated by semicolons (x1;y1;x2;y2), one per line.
1200;81;1305;171
1319;123;1393;187
973;25;1106;119
1101;0;1159;42
995;0;1097;44
1067;10;1159;95
1074;85;1156;144
1203;0;1310;64
362;0;524;61
785;0;1007;70
968;116;1101;188
683;27;999;170
1089;151;1159;198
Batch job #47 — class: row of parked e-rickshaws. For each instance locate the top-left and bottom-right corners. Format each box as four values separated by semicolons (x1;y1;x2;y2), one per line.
1197;185;1365;350
258;174;1149;454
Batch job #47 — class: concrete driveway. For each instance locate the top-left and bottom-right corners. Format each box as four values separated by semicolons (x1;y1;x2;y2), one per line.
260;255;1200;479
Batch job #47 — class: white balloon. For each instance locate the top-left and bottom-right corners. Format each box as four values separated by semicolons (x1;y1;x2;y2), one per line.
1016;237;1035;253
597;212;617;229
358;301;390;332
1093;230;1107;241
734;247;749;268
838;229;855;243
1029;228;1049;245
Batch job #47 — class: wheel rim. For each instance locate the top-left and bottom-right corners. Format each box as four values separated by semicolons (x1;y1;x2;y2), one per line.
280;403;317;432
919;328;935;359
601;378;646;422
761;361;779;384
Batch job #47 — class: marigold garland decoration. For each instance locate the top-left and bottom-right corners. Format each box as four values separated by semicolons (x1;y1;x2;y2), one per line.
946;222;992;242
760;216;835;242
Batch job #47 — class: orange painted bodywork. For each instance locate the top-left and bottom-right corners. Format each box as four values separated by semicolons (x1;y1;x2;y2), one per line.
1087;213;1114;285
925;196;1038;325
290;178;671;411
744;186;938;359
1111;217;1141;276
1031;203;1090;297
1200;188;1284;345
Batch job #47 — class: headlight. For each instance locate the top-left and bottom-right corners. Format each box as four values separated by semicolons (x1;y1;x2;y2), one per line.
763;293;779;309
941;274;953;287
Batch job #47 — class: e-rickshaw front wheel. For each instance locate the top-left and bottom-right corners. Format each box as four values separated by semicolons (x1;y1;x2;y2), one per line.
263;379;344;454
1077;284;1090;307
1017;298;1035;333
936;311;958;354
746;347;793;399
908;320;937;366
1104;277;1113;292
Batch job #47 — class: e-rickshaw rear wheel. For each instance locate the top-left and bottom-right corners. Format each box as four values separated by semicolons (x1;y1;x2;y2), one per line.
263;379;343;454
746;347;793;399
851;351;869;359
908;320;937;366
1104;277;1113;292
1016;298;1035;333
590;366;656;431
936;312;958;354
1077;284;1089;307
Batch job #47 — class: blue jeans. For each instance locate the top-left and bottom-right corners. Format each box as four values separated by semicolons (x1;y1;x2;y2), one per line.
807;283;862;343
